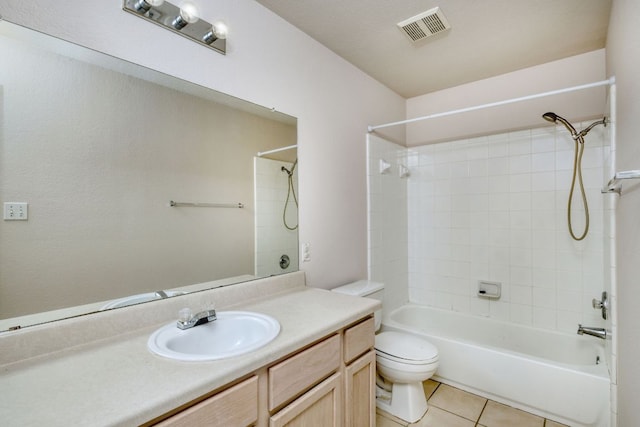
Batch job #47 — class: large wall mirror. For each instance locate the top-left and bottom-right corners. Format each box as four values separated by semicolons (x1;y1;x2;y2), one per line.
0;20;298;331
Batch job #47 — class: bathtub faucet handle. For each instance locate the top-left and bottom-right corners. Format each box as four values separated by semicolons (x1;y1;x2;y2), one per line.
591;291;608;320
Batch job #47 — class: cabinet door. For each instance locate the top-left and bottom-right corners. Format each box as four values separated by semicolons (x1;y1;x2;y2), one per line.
155;376;258;427
344;350;375;427
269;373;342;427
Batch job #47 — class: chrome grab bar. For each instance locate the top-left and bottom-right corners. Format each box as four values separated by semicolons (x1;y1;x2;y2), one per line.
169;201;244;208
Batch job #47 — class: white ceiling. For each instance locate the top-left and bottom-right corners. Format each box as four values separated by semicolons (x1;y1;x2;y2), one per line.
254;0;612;98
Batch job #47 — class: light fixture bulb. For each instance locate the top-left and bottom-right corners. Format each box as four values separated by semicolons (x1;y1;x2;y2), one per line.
203;21;228;44
179;2;199;24
134;0;164;13
171;2;199;30
212;21;228;40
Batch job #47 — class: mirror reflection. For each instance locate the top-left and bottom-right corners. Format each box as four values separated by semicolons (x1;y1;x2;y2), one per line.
0;20;298;331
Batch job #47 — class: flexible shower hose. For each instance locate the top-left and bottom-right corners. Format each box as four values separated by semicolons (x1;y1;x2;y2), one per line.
283;159;298;231
567;137;589;241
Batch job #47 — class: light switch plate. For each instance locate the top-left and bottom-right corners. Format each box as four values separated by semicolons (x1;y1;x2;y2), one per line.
3;202;28;220
301;242;310;262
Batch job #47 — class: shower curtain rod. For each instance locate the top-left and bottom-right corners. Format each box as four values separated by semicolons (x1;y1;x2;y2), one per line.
256;144;297;157
368;77;615;132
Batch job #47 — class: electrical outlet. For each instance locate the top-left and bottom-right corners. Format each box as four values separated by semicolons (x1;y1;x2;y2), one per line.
3;202;28;221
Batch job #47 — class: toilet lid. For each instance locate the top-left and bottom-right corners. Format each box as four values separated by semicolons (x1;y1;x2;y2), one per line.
375;331;438;363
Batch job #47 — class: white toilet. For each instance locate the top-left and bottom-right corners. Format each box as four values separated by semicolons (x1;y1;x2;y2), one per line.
332;280;439;423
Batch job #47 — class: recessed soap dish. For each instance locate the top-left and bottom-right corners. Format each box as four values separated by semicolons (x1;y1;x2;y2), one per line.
478;280;501;299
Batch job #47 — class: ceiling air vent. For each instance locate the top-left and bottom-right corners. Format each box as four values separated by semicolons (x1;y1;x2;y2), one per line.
397;7;451;43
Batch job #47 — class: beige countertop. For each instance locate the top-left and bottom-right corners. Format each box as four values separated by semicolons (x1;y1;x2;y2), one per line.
0;273;379;426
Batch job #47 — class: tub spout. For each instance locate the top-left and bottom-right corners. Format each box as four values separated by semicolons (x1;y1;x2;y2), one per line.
577;324;607;340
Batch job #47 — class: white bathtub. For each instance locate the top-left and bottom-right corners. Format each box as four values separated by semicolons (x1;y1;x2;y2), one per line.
382;304;610;427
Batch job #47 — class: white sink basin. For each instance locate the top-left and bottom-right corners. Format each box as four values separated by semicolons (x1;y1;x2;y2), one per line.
147;311;280;361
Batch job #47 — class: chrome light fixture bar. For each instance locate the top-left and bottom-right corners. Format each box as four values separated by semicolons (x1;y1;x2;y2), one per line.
123;0;227;55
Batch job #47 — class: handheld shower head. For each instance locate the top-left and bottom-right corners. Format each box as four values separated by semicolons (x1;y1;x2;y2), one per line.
542;112;578;139
281;166;292;176
542;112;607;141
540;110;606;242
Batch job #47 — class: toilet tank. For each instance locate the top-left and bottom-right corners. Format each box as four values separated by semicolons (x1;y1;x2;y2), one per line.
331;280;384;330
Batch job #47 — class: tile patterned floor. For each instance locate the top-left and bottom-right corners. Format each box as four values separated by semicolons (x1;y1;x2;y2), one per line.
376;380;569;427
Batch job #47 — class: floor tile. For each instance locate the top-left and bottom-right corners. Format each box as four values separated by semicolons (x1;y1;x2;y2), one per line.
376;414;403;427
544;420;569;427
423;379;440;399
411;406;476;427
428;383;487;421
377;409;408;427
478;400;544;427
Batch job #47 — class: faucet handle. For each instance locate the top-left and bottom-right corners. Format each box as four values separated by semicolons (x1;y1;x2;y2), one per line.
591;291;608;320
178;308;193;323
177;308;216;329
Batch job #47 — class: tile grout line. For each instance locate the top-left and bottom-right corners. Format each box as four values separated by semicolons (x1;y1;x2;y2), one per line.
427;380;442;399
428;382;489;424
476;399;490;426
429;405;484;425
426;395;487;424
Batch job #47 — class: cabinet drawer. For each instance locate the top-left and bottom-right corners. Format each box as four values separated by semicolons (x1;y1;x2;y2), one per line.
269;373;342;427
155;376;258;427
343;317;375;364
268;334;341;411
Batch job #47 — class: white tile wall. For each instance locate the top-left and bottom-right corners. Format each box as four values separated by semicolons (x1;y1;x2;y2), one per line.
367;134;409;314
369;121;612;334
254;157;299;277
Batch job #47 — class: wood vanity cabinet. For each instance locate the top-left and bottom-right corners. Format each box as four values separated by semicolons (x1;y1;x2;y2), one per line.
269;373;343;427
343;317;376;427
154;376;259;427
150;315;375;427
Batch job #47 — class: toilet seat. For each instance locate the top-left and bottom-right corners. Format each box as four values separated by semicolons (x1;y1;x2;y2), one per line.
330;281;439;423
375;331;438;365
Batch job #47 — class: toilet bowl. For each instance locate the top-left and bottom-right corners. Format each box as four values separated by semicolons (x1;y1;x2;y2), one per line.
331;280;440;423
375;331;439;422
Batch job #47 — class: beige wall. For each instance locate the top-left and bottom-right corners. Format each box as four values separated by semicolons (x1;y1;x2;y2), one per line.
406;50;606;146
0;0;406;297
606;0;640;424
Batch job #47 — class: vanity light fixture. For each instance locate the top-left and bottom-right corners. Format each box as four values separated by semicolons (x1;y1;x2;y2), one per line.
122;0;227;54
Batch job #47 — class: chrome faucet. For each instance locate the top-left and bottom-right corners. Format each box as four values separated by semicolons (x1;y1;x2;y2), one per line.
154;290;169;299
177;308;217;330
577;324;607;340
